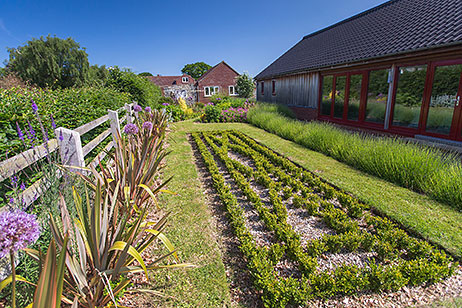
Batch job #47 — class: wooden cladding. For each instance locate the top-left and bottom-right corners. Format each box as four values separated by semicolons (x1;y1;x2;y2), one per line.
257;72;320;108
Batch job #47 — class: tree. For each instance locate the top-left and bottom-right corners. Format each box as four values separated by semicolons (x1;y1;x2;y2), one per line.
6;35;89;88
235;73;255;98
181;62;212;79
106;66;162;107
138;72;153;77
87;64;110;87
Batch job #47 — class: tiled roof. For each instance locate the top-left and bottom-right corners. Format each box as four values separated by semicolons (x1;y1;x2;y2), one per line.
197;61;240;82
256;0;462;80
147;74;195;87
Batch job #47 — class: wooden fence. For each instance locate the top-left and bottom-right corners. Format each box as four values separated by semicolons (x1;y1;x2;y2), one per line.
0;103;135;208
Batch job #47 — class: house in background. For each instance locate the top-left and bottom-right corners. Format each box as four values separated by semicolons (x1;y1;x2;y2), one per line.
196;61;240;103
256;0;462;143
147;74;197;104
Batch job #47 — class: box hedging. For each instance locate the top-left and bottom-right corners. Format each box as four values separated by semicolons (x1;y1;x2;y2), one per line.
192;130;456;308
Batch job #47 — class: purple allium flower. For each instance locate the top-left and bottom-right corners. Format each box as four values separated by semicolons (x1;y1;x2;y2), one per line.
142;121;153;131
0;209;40;258
9;198;14;205
16;123;24;141
145;106;152;113
50;114;56;130
124;123;139;135
133;104;142;112
20;182;26;191
31;99;38;114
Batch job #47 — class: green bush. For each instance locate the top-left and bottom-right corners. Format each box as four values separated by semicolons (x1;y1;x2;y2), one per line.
106;66;161;107
247;103;462;210
0;86;131;158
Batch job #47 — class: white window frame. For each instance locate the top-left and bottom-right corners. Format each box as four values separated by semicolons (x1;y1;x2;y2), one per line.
182;77;189;83
229;85;237;96
204;86;219;97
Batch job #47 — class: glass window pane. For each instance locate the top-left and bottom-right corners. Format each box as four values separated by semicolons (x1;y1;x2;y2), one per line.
334;76;346;118
347;74;362;121
321;76;333;116
426;64;462;135
392;65;427;128
365;69;390;124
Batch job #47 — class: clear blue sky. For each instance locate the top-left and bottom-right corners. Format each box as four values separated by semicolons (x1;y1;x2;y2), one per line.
0;0;386;77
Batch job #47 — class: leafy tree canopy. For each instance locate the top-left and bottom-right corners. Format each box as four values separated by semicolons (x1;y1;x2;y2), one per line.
181;62;212;79
138;72;153;77
6;35;90;89
235;73;255;98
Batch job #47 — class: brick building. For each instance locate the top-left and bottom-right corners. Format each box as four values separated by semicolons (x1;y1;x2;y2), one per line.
147;74;197;104
196;61;240;103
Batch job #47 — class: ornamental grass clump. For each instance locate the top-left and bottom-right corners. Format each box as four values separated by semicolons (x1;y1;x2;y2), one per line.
247;103;462;210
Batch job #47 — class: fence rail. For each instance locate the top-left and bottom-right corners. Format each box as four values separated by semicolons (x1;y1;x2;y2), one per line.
0;103;134;208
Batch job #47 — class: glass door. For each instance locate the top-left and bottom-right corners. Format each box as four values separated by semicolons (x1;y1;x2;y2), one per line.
424;63;462;140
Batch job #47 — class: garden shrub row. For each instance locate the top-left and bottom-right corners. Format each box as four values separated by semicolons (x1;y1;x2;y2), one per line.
191;130;457;308
247;103;462;210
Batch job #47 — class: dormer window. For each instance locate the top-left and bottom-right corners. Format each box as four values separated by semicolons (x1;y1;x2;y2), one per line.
182;77;189;83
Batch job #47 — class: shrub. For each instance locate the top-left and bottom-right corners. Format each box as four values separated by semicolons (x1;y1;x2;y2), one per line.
106;66;162;107
247;103;462;210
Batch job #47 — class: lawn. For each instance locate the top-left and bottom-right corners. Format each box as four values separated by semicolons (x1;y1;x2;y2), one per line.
151;119;462;307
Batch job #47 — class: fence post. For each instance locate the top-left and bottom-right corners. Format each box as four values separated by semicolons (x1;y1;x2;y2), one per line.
55;127;85;173
125;103;134;124
108;109;121;148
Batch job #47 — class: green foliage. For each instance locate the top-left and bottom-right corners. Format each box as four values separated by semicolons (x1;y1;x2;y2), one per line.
235;72;255;98
7;35;89;89
0;87;131;159
86;64;110;87
181;62;212;79
247;103;462;210
106;66;162;107
138;72;153;76
192;130;456;307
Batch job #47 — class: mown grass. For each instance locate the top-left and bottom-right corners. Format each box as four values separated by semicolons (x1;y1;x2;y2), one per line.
247;103;462;211
150;119;462;307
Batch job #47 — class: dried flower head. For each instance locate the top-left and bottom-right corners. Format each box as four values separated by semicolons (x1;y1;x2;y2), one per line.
142;121;153;131
133;104;142;112
0;209;40;258
124;123;139;135
145;106;152;113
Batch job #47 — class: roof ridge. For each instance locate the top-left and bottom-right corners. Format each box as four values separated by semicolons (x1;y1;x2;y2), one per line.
302;0;399;40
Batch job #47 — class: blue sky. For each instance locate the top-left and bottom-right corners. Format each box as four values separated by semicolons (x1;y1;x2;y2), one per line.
0;0;386;77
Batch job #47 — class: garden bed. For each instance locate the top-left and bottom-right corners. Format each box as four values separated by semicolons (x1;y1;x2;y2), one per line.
190;130;461;307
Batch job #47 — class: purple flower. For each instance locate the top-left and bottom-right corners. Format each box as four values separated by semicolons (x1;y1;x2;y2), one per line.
134;104;142;112
50;114;56;130
31;99;38;114
16;123;24;141
27;121;36;141
124;123;139;135
59;130;64;142
145;106;152;113
162;103;169;106
0;209;40;257
11;175;18;188
20;182;26;191
142;121;153;131
9;198;14;205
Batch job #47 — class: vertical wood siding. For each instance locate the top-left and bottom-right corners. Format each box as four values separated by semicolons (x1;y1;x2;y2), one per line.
256;72;320;108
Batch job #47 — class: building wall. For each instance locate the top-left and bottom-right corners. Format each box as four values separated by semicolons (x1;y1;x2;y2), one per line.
197;63;239;103
162;84;197;105
256;72;320;110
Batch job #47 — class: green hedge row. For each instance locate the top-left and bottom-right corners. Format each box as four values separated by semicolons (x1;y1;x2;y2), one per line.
0;87;132;159
193;130;456;307
247;103;462;211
